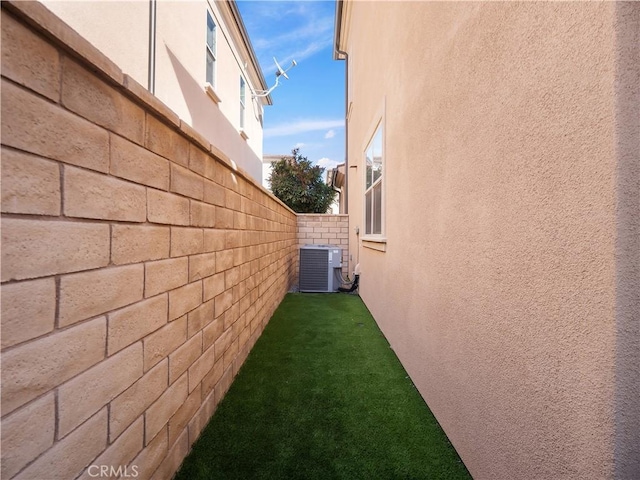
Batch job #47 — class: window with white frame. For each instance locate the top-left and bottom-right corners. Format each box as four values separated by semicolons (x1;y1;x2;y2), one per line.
239;76;246;129
364;124;383;235
206;11;216;87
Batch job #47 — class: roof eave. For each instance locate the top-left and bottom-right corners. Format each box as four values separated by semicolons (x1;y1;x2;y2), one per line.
333;0;346;60
228;0;273;105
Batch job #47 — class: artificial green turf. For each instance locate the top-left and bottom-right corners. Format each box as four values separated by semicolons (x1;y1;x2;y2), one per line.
175;293;471;480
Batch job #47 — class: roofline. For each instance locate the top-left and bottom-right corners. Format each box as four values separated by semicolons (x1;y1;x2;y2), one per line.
228;0;273;105
333;0;346;60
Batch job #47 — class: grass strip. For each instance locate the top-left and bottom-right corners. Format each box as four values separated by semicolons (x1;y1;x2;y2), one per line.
175;293;471;480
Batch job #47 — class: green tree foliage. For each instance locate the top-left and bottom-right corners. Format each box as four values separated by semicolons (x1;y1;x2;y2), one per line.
268;148;337;213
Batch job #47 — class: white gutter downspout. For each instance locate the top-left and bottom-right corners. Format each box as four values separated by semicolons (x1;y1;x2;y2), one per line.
334;0;348;214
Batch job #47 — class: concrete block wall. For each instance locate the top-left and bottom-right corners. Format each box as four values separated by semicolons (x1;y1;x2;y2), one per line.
297;214;350;280
0;3;297;479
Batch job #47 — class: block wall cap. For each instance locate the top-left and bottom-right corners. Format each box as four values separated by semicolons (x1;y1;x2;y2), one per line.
1;0;298;218
2;1;123;86
297;214;349;218
179;120;212;154
124;75;180;128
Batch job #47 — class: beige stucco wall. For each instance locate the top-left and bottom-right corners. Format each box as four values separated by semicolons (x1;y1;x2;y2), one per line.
42;0;266;181
339;2;638;479
613;3;640;478
37;0;150;85
1;3;297;478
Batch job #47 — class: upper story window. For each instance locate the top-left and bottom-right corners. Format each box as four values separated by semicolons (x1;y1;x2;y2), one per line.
206;11;217;87
364;124;383;235
239;76;246;130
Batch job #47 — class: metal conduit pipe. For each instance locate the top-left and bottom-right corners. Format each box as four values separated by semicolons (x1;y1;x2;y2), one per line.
148;0;157;94
333;0;348;215
340;53;348;215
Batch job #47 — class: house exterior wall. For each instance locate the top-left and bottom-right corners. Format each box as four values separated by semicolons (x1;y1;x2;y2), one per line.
262;154;282;190
0;3;297;478
42;0;267;181
337;1;639;479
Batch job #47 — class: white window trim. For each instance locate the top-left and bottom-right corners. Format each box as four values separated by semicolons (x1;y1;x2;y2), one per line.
362;113;385;240
239;76;246;131
205;83;221;103
205;10;217;91
362;238;387;252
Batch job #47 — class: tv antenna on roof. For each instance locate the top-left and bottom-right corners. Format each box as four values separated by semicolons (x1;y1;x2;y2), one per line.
253;57;297;98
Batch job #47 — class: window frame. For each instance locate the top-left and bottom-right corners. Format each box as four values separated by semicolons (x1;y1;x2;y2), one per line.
239;76;246;130
206;11;217;88
363;120;384;238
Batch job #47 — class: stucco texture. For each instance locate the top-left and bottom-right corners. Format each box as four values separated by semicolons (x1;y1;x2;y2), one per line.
341;2;638;479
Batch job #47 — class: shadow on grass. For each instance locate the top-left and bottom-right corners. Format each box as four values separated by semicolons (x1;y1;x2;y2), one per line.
175;293;471;480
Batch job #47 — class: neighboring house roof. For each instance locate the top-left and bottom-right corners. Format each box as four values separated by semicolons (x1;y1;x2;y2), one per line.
263;154;288;164
327;163;346;189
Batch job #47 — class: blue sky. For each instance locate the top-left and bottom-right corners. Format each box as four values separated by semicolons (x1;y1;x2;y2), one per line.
237;1;345;171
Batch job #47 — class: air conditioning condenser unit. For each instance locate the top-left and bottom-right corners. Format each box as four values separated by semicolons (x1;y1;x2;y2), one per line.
299;245;342;293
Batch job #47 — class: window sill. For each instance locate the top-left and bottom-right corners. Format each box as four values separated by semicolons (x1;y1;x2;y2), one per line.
204;83;221;103
362;237;387;252
239;129;249;140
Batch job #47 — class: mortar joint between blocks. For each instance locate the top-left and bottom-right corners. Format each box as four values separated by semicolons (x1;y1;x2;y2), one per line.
54;388;60;442
54;275;61;329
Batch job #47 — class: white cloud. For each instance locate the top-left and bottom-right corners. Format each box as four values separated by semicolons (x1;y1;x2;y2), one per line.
245;5;335;75
316;157;339;170
263;39;331;75
294;142;306;148
324;129;336;139
264;119;344;138
243;2;315;24
255;16;333;52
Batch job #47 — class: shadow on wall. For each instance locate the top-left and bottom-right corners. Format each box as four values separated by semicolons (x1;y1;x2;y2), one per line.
164;44;258;177
613;2;640;478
